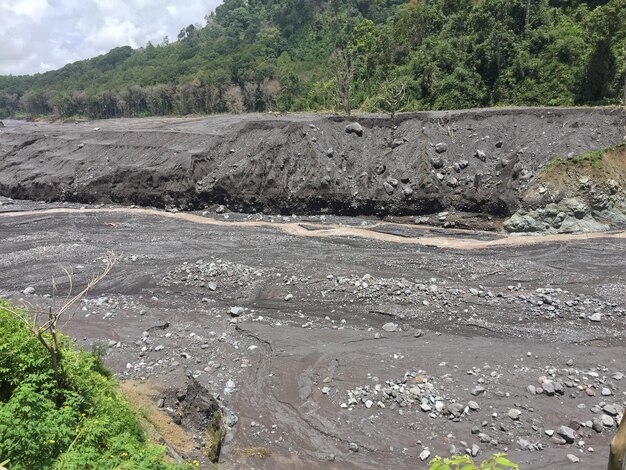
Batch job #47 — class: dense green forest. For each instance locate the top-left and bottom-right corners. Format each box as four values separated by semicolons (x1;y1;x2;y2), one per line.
0;0;625;120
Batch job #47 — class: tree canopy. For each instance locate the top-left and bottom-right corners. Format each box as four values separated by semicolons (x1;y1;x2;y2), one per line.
1;0;624;120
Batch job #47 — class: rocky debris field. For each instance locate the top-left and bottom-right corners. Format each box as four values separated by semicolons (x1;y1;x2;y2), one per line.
0;197;624;469
0;108;625;234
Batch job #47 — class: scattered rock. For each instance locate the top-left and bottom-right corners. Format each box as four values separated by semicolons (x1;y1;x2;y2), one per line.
471;385;486;396
557;426;576;444
508;409;522;420
345;123;363;137
543;381;556;396
224;379;237;394
601;415;615;428
391;139;404;149
435;142;448;153
567;454;580;463
431;157;445;169
229;306;244;317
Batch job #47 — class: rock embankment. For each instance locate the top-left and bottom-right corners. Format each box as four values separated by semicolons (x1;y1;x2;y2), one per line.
504;144;626;234
0;108;624;230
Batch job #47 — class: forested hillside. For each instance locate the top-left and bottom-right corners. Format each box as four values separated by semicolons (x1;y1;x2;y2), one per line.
0;0;624;120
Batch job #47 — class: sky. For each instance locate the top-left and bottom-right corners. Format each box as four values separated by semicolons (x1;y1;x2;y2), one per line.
0;0;223;76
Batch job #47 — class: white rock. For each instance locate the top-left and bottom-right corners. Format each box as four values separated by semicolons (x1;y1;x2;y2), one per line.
508;409;522;420
567;454;580;463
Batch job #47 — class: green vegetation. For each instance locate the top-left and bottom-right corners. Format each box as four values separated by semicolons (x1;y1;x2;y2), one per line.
542;143;626;172
429;453;519;470
0;0;625;120
0;299;186;470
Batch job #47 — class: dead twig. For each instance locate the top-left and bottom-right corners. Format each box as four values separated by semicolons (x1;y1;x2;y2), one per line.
0;252;117;397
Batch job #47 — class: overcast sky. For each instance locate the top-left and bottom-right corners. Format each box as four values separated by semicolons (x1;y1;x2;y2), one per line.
0;0;223;76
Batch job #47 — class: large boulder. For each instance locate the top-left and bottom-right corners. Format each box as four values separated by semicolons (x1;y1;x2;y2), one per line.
502;213;545;233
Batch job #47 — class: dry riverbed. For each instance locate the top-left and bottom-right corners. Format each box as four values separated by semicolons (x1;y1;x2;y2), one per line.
0;196;624;469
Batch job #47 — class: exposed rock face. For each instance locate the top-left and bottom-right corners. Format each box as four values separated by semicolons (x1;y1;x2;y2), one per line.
504;148;626;233
503;197;615;234
0;108;624;223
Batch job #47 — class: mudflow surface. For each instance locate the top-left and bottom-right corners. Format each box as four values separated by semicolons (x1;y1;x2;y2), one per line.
0;195;625;469
1;109;625;469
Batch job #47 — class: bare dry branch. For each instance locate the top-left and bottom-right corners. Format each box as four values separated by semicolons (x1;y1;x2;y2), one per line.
0;252;117;392
58;252;116;319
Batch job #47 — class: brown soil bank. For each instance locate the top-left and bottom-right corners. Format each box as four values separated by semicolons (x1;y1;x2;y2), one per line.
0;107;624;219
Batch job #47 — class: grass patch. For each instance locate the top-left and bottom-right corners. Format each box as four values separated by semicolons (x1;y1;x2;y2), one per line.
540;143;626;186
542;146;620;173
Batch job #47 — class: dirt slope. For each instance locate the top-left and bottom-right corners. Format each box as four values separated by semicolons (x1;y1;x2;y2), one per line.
0;108;624;221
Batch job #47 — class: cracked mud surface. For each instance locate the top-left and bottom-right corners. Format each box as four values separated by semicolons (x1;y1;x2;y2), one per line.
0;199;625;469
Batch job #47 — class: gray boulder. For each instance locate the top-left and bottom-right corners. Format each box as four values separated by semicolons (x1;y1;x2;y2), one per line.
345;122;363;137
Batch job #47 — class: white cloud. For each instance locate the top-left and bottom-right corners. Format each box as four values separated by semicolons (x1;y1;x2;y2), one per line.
0;0;223;75
9;0;49;22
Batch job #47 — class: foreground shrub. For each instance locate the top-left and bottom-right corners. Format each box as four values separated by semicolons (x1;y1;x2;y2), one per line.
0;299;185;469
429;453;519;470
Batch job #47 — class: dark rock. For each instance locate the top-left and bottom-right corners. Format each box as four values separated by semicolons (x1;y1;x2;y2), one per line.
431;157;445;169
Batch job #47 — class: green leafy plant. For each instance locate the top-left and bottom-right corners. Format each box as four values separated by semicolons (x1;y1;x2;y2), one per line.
0;257;197;469
429;453;519;470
